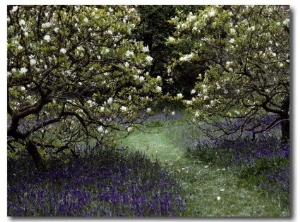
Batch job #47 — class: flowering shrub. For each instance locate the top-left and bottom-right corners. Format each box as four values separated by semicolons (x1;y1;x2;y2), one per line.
7;147;186;216
7;5;162;168
168;5;290;143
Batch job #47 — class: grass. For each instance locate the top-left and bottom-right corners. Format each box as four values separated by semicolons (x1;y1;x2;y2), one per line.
121;111;290;217
8;109;289;217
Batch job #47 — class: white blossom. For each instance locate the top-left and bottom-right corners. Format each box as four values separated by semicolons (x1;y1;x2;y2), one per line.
177;93;183;99
11;6;18;13
209;9;216;17
17;45;23;50
142;46;149;52
20;67;28;74
156;76;162;80
125;50;134;57
179;53;194;62
145;55;153;63
54;27;59;33
156;86;162;92
100;107;105;112
60;48;67;54
139;76;145;82
19;19;25;26
230;28;236;34
146;108;151;113
20;86;26;91
107;97;113;104
98;126;104;133
120;106;128;112
42;22;51;28
229;38;235;44
171;111;175;116
83;17;89;23
168;36;176;43
124;62;129;67
283;19;289;26
106;30;113;35
43;35;51;42
127;127;133;132
191;89;196;94
30;59;36;66
247;26;255;31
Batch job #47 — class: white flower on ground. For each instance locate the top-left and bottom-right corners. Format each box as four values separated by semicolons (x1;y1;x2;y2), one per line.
127;127;133;132
60;48;67;54
195;111;200;117
156;76;162;80
229;38;235;43
220;188;225;192
171;111;175;116
100;107;105;112
191;89;196;94
43;35;51;42
146;108;151;113
83;17;89;23
17;45;23;50
217;196;221;201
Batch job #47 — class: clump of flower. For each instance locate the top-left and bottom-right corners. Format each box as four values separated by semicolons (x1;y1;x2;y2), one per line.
8;146;186;216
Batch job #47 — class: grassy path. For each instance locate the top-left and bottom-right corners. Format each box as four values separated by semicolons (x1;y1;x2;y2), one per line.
122;121;289;217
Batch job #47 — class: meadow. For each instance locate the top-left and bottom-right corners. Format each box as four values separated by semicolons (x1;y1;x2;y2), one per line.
7;110;290;217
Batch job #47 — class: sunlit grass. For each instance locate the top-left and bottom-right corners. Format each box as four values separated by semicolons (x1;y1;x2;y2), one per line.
122;112;290;217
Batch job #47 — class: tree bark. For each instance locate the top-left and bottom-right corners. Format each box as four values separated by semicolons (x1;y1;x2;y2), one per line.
280;95;290;144
280;115;290;144
26;140;46;170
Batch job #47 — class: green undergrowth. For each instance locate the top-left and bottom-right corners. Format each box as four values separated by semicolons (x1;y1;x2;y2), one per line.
121;112;290;217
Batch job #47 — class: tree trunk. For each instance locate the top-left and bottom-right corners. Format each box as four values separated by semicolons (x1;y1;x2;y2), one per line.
26;140;46;170
280;114;290;144
280;95;290;144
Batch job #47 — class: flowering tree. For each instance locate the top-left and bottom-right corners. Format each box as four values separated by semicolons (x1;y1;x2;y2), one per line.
7;5;162;169
168;6;290;143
